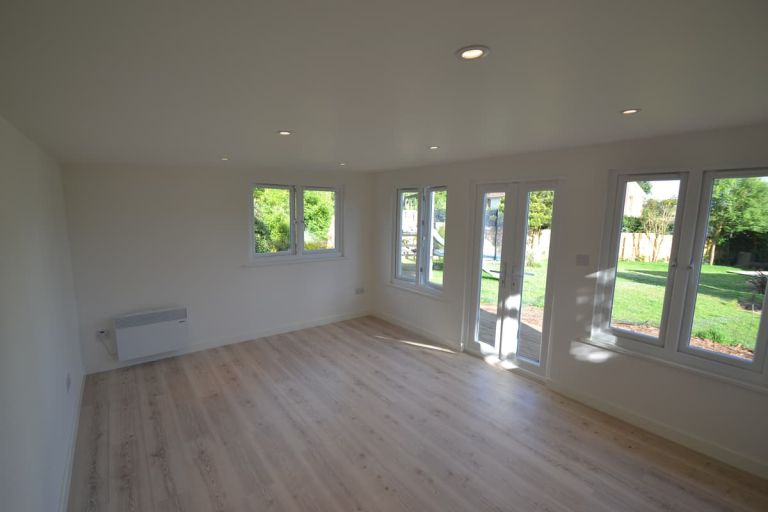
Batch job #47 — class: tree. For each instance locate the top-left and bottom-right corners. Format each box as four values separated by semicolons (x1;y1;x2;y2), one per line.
253;187;291;253
706;178;768;264
526;191;554;249
302;190;335;249
622;216;643;233
640;198;677;262
637;180;652;194
527;191;554;234
253;188;336;252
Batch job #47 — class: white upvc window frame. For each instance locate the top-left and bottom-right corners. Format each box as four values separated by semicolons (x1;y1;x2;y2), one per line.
392;185;447;294
594;172;688;350
677;169;768;372
300;186;344;256
394;188;420;283
424;186;448;290
590;168;768;390
249;184;343;264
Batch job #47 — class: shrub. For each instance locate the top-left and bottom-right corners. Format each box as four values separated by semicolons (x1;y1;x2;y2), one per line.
694;327;726;343
748;270;767;295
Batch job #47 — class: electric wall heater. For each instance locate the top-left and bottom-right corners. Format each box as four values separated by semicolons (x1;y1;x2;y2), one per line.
114;307;188;361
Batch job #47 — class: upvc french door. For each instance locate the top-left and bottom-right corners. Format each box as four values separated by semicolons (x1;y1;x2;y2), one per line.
468;182;558;374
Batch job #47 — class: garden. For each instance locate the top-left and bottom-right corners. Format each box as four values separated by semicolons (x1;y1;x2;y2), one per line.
471;260;765;357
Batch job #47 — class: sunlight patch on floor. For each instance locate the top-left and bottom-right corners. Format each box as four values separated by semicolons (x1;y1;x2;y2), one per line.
373;335;456;353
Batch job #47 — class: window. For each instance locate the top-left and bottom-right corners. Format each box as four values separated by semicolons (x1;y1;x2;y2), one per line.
681;172;768;367
395;189;419;281
594;169;768;386
251;185;341;260
393;186;448;291
607;177;684;343
303;188;337;252
253;186;293;255
427;188;447;286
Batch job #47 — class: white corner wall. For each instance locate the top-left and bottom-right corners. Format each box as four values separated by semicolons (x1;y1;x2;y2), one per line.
64;165;373;373
371;123;768;478
0;116;84;512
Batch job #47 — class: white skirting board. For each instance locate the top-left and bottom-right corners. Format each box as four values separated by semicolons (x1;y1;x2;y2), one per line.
545;380;768;479
372;312;767;479
372;312;461;352
88;310;371;374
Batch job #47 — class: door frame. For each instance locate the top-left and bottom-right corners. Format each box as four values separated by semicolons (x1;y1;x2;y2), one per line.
464;180;561;378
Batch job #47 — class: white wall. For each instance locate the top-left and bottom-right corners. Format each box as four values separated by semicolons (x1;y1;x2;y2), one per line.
0;116;84;512
371;123;768;478
64;165;372;373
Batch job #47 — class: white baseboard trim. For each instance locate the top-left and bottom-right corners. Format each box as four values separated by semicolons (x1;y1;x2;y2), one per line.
82;308;767;480
546;379;768;479
372;312;461;352
374;314;768;479
87;310;371;374
58;373;85;512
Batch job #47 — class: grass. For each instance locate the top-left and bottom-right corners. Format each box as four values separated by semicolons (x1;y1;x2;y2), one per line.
429;261;549;309
613;261;762;350
464;260;762;351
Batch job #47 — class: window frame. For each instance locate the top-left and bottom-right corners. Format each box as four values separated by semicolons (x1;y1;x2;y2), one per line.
424;186;448;290
394;188;420;283
590;169;768;389
677;168;768;372
249;183;343;263
299;186;343;256
392;185;447;293
595;172;688;350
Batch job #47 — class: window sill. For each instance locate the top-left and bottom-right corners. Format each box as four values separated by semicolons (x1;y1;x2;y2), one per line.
577;334;768;395
242;253;344;267
387;280;448;301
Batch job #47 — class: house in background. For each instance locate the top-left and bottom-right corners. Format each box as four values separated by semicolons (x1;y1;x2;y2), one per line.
623;181;646;217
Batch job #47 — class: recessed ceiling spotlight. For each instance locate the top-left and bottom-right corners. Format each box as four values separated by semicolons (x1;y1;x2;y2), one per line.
429;145;440;150
456;45;490;61
277;130;293;136
220;156;229;161
621;108;641;115
339;162;346;166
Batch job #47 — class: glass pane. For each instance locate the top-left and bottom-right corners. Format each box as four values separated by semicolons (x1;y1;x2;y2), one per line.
397;190;419;281
477;192;505;345
518;190;554;363
428;189;447;286
610;179;681;339
303;189;336;251
253;186;291;254
687;175;768;362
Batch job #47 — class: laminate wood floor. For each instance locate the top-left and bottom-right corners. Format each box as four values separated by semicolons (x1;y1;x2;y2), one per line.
68;316;768;512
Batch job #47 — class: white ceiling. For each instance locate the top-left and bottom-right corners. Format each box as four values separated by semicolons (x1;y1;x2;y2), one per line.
1;0;767;172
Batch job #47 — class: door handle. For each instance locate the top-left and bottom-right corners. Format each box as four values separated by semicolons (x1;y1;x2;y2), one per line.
499;261;507;287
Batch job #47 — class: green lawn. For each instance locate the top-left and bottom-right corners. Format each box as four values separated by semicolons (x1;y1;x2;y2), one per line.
431;262;549;308
613;261;762;350
461;260;763;351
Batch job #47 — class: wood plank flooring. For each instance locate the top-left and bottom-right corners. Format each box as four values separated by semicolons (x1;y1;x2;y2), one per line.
68;316;768;512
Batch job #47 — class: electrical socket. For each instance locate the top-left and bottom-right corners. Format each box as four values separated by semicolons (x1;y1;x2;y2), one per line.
354;287;365;295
